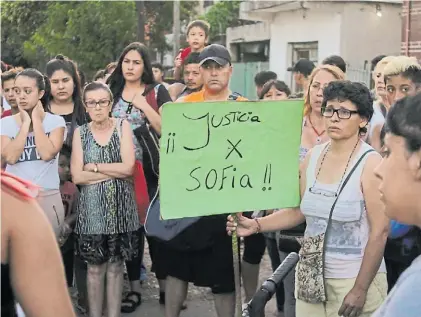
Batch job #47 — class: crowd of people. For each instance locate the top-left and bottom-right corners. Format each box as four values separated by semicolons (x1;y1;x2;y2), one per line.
1;17;421;317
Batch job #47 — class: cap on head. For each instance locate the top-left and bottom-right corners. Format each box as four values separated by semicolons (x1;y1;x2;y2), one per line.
199;44;231;67
287;59;315;77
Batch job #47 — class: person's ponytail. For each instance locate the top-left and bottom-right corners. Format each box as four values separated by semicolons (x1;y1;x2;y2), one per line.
41;75;52;111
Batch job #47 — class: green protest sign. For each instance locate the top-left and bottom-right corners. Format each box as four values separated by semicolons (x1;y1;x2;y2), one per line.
160;100;303;219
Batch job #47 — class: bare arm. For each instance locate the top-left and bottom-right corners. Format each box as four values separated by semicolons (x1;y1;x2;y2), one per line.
70;127;111;185
32;117;65;161
168;83;185;101
369;124;383;153
7;192;75;317
95;120;135;178
132;95;162;135
1;120;30;165
241;150;310;235
173;53;183;82
142;103;161;135
353;154;389;291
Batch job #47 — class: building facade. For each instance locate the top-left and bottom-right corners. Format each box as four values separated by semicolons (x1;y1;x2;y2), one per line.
239;0;402;90
401;0;421;59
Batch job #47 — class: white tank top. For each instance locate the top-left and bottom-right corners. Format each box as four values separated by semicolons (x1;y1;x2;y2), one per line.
300;142;386;279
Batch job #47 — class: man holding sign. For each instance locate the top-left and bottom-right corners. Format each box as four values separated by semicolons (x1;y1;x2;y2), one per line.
159;44;303;317
163;44;246;317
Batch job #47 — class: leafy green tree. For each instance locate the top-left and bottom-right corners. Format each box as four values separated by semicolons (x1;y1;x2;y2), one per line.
1;1;49;67
143;1;198;58
3;1;199;74
199;0;243;44
1;1;199;75
24;1;137;75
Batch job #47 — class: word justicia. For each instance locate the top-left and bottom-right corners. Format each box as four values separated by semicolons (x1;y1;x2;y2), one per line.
182;111;261;151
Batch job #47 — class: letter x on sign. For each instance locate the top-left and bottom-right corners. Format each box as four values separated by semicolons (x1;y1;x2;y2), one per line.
225;139;243;159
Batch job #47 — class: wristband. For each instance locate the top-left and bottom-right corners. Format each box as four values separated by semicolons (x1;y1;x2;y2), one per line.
254;218;261;234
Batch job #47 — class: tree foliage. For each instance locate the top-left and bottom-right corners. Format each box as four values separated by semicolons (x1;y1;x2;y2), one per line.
1;1;49;67
144;1;198;54
24;1;137;75
199;0;243;44
1;1;198;76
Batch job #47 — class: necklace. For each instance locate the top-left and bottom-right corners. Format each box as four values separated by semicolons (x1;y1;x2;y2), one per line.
311;140;360;196
92;118;113;131
308;115;326;144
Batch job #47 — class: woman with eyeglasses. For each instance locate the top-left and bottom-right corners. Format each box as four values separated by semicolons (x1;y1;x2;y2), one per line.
228;81;389;317
71;82;139;317
272;65;345;317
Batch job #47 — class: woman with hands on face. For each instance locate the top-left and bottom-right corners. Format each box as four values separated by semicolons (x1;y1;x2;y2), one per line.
71;82;140;317
0;68;66;236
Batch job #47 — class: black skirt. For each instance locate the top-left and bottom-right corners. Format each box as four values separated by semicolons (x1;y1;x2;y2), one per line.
159;220;236;294
75;231;139;265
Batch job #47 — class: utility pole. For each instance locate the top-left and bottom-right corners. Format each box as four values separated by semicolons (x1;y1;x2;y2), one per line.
136;1;145;43
173;0;181;57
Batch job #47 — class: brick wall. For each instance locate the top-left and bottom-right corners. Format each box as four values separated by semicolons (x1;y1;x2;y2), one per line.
402;0;421;60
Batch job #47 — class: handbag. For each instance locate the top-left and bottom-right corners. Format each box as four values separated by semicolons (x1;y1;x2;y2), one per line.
133;84;160;180
114;119;150;225
295;149;374;303
144;189;201;249
133;160;150;225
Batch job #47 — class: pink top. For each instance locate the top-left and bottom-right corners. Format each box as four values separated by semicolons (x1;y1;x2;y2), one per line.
60;181;79;218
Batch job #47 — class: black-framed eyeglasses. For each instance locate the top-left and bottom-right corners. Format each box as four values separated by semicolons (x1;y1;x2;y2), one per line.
322;107;359;119
85;99;111;108
309;186;338;197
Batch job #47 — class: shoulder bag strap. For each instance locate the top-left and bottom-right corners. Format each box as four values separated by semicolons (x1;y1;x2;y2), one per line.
115;118;124;141
326;149;375;229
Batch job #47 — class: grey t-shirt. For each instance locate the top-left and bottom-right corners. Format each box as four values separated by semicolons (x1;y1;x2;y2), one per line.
1;113;66;190
372;255;421;317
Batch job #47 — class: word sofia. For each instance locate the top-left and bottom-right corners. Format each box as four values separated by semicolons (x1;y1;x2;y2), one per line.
183;111;261;151
186;165;253;191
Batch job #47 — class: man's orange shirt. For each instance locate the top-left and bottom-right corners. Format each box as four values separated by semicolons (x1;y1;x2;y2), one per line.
182;90;248;102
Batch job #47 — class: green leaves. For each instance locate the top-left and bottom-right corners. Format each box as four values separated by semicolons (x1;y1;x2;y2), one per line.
25;1;137;74
2;0;241;76
199;0;242;43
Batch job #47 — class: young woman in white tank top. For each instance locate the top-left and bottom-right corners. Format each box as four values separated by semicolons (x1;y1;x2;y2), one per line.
228;81;390;317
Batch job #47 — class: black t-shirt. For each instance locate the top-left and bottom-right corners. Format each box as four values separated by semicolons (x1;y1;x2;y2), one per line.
152;84;172;108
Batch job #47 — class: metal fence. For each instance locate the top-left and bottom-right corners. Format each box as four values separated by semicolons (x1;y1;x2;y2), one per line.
230;62;270;100
346;67;372;88
229;63;372;99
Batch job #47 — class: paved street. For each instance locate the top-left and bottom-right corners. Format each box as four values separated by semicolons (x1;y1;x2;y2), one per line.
73;241;281;317
124;244;281;317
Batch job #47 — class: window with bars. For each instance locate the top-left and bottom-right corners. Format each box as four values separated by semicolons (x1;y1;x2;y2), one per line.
288;41;318;93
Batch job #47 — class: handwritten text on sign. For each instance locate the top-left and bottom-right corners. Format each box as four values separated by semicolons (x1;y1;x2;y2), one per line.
160;100;303;219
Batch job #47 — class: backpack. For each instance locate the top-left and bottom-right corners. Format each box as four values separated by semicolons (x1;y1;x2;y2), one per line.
115;119;150;224
132;84;161;199
385;226;421;265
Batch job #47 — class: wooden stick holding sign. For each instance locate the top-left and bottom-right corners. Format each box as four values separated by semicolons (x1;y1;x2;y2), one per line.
160;100;303;218
160;100;303;315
